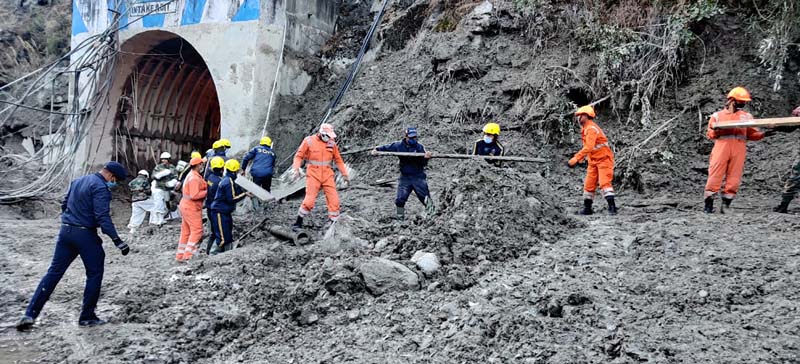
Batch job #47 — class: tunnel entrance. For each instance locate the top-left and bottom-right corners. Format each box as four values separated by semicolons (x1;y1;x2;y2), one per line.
113;32;220;171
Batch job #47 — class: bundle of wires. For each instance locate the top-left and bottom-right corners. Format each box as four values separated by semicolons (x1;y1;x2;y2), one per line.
0;0;177;203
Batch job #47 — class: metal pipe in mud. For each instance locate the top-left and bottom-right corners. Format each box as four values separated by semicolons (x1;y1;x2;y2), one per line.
268;225;310;246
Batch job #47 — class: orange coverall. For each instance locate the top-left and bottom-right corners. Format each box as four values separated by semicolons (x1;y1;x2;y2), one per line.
570;120;615;200
177;169;207;261
704;109;764;199
293;135;349;221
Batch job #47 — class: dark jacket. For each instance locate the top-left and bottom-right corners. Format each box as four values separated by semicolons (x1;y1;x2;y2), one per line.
205;170;223;209
210;173;247;214
204;150;227;179
61;173;120;240
473;139;504;157
241;145;276;178
376;140;428;176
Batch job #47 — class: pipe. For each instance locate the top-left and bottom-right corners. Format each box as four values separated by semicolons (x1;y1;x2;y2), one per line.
268;225;310;245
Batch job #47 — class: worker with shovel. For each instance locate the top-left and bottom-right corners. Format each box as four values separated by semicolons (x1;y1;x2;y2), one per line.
291;123;350;231
568;105;618;215
241;136;277;213
204;156;225;253
372;127;434;220
210;159;251;254
769;105;800;213
16;162;130;330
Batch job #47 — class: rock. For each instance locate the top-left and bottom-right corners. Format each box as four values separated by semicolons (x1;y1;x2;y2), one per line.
698;289;709;298
346;309;360;322
374;237;391;252
360;258;419;296
411;251;441;274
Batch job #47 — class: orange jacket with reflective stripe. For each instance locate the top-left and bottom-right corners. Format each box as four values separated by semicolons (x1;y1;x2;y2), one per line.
180;169;208;209
293;135;348;177
573;120;613;163
706;109;764;141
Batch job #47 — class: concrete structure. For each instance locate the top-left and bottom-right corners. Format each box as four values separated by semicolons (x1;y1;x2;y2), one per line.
72;0;338;170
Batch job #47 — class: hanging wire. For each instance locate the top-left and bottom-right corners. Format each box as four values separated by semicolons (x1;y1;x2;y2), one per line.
0;0;178;203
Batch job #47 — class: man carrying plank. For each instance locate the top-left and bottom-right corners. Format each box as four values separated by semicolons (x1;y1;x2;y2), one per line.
703;87;770;213
371;127;434;220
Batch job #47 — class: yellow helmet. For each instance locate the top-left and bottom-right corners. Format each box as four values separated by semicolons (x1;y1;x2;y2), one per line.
212;140;223;149
727;87;751;102
191;151;202;160
260;136;273;147
224;159;240;172
210;156;225;169
575;105;596;118
219;138;232;148
483;122;500;135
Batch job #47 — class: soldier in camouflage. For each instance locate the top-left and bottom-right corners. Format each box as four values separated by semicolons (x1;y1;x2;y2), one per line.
771;106;800;213
127;170;154;235
151;152;177;225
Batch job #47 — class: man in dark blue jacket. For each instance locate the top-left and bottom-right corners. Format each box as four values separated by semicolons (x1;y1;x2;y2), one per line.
204;157;225;253
373;127;435;220
241;136;277;193
210;159;250;254
16;162;130;331
204;140;228;179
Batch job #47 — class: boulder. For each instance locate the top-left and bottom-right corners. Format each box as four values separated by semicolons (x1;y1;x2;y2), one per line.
360;258;419;295
411;251;441;274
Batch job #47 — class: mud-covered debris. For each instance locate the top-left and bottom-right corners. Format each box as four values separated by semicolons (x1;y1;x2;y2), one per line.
411;251;441;275
360;257;420;295
445;265;476;290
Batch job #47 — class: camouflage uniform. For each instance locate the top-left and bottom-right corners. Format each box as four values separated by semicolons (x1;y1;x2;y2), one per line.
127;175;155;232
128;175;150;202
780;149;800;203
774;119;800;213
152;163;177;190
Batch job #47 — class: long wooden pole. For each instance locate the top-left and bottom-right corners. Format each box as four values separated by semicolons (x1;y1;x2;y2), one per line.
713;116;800;129
371;151;547;163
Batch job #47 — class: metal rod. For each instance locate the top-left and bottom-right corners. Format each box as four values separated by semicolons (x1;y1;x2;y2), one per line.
371;151;547;163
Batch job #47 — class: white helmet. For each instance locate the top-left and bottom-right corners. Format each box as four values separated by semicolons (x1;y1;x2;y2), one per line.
160;152;171;160
137;170;149;177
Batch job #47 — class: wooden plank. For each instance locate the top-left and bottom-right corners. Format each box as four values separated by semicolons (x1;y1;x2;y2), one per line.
234;177;276;201
713;117;800;129
372;151;547;163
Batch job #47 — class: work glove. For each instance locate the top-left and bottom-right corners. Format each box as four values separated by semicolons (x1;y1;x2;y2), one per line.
792;106;800;117
567;159;577;169
113;237;130;256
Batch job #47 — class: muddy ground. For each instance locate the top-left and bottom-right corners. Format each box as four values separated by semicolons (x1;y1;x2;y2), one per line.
2;0;800;363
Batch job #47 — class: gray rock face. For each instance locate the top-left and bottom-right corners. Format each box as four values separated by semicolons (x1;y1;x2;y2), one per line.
360;258;419;295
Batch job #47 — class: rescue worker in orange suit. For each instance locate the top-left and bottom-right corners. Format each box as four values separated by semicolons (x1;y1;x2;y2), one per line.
567;105;618;215
209;160;251;254
703;87;768;213
291;123;350;231
175;157;207;261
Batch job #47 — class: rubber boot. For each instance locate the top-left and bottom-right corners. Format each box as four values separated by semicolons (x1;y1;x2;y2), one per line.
773;196;792;213
396;206;405;220
719;197;733;214
578;199;593;215
15;316;34;331
703;197;714;213
606;196;618;215
291;216;304;232
425;196;436;218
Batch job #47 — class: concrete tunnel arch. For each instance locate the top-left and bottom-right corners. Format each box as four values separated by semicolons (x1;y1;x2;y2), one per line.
112;30;220;171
